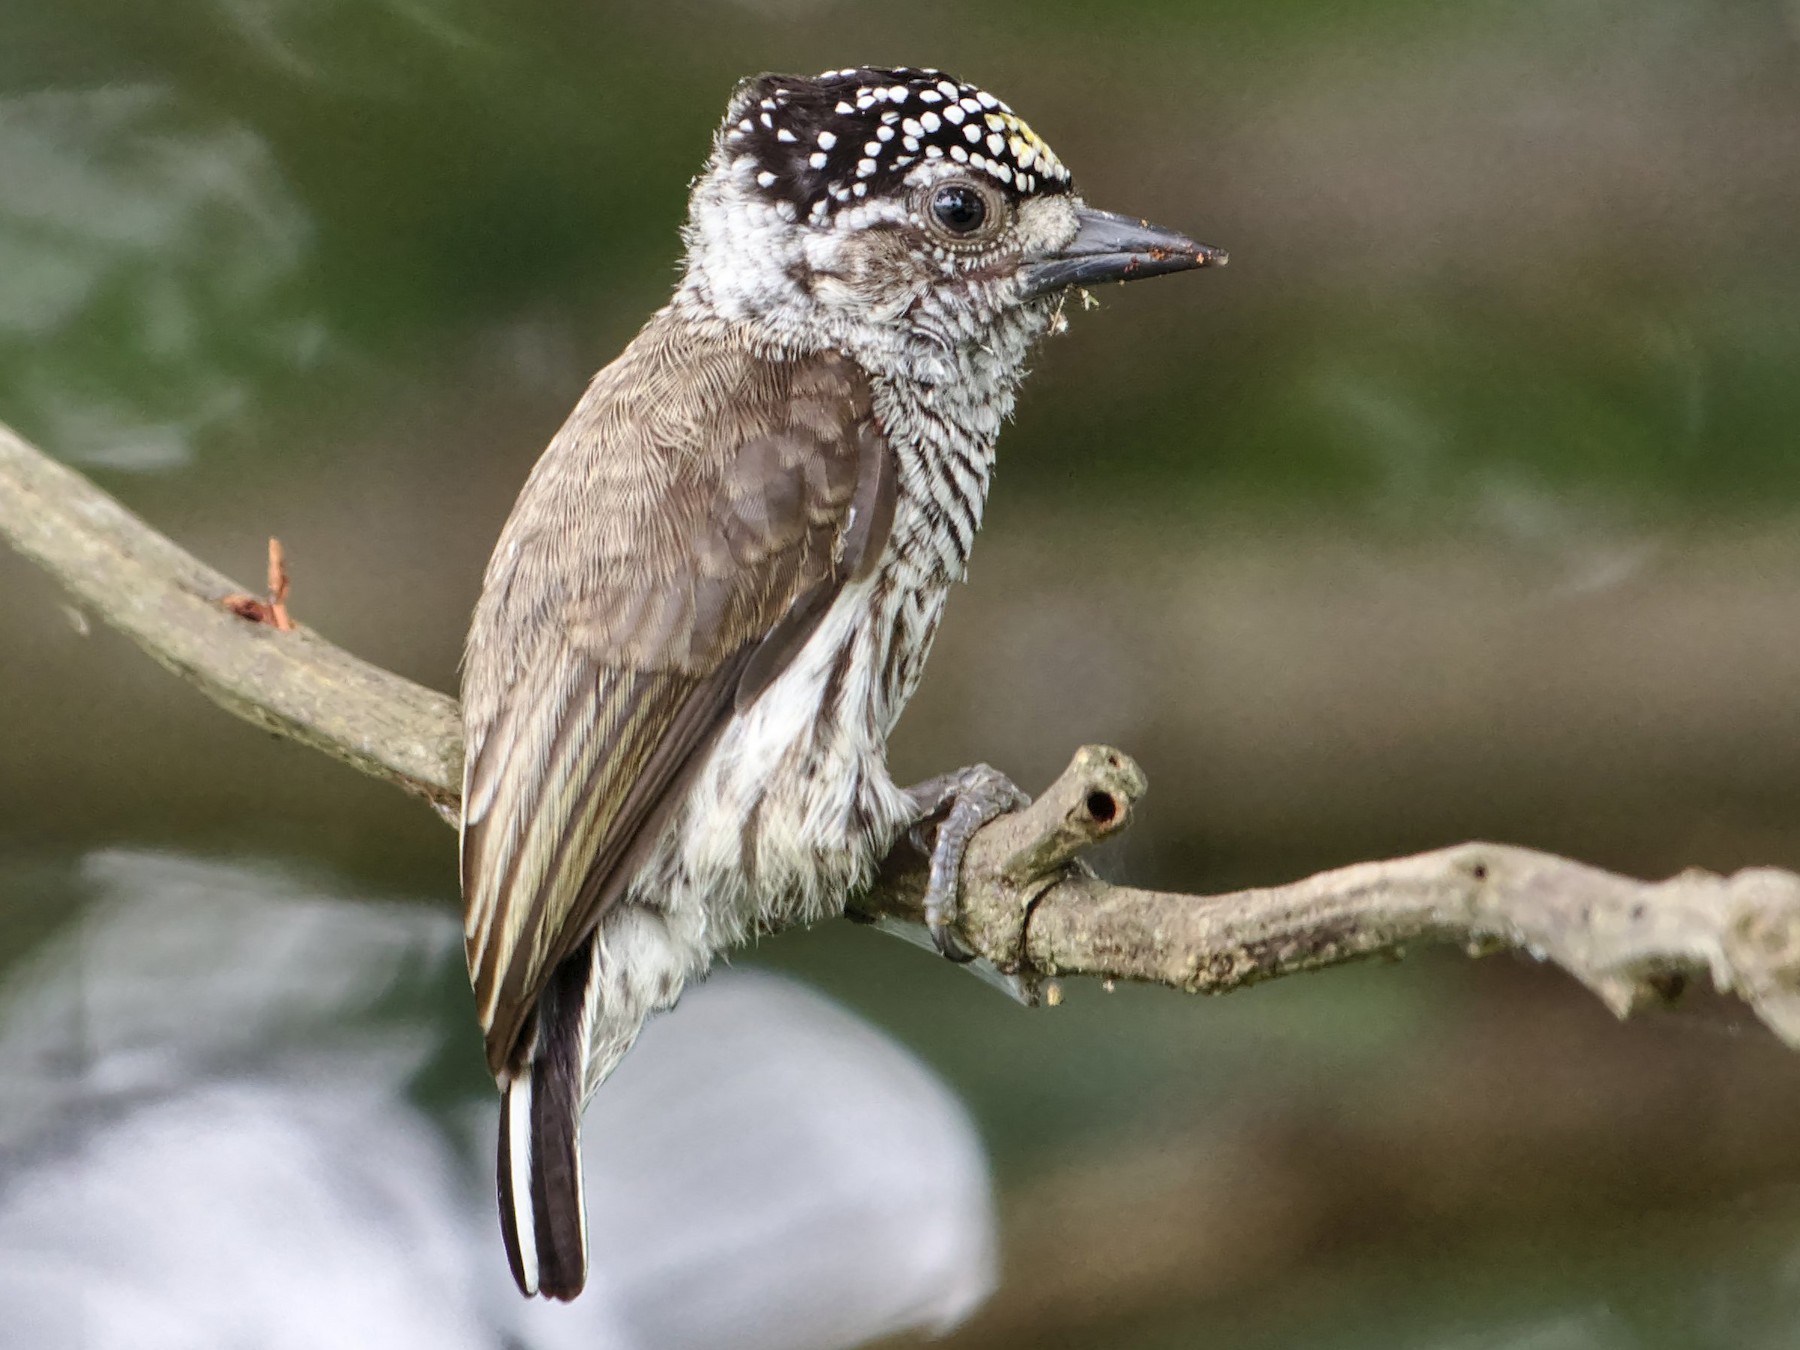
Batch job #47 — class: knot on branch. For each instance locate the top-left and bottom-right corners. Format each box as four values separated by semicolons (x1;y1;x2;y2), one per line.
963;745;1145;971
858;746;1147;994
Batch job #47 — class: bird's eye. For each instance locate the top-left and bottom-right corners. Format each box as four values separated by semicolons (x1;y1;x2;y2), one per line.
931;184;988;234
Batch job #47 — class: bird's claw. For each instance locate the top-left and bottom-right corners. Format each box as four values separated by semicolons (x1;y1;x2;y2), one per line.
927;901;980;963
907;764;1029;965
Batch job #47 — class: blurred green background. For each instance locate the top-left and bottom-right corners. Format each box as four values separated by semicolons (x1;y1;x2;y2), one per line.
5;0;1800;1345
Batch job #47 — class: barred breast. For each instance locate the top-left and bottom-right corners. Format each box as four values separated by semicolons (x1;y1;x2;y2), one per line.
629;370;1001;943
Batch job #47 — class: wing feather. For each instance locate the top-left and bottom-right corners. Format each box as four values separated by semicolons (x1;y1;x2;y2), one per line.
460;315;891;1073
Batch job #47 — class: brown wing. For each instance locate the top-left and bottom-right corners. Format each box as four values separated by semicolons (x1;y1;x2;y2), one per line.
460;314;894;1074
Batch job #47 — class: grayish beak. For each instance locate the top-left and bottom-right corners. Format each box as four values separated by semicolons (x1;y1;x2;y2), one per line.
1020;206;1227;300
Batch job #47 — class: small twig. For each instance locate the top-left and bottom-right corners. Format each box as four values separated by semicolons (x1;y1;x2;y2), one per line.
5;415;1800;1049
267;537;293;632
221;537;295;631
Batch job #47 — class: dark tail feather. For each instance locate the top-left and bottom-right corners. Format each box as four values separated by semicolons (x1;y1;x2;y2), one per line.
496;949;593;1300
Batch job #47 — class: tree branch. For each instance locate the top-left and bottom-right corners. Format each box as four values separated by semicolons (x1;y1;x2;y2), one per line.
6;417;1800;1046
0;421;462;817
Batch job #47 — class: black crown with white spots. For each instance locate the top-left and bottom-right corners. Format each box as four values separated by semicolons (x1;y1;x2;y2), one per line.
721;67;1075;224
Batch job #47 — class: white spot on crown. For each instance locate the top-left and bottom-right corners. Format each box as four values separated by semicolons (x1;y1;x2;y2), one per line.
728;67;1074;218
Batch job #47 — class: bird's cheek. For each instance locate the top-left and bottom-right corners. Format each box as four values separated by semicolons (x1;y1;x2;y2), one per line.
814;233;919;313
811;264;923;327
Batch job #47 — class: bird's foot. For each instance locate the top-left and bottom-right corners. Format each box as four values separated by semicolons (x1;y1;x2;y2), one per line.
905;764;1030;963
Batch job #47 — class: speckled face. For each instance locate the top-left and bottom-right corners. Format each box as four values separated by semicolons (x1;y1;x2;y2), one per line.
721;66;1074;224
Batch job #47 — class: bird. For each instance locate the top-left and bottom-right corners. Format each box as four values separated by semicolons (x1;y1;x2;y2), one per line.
459;64;1225;1301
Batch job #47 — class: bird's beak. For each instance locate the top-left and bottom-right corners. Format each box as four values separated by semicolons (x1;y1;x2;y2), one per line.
1019;206;1227;301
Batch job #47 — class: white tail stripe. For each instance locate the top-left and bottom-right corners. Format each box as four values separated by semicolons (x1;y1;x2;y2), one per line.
571;1119;589;1286
506;1074;540;1295
573;941;605;1265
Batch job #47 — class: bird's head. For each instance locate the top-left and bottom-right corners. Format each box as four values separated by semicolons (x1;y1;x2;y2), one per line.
676;67;1225;382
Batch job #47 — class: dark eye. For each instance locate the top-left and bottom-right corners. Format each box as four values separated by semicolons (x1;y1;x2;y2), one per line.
931;183;987;234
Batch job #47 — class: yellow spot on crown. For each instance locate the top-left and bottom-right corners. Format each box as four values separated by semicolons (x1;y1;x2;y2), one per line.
994;111;1067;181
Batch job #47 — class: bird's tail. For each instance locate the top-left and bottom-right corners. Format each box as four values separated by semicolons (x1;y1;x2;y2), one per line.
496;949;594;1301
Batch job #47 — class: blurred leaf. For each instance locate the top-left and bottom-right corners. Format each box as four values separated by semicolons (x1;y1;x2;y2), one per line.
0;86;323;468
